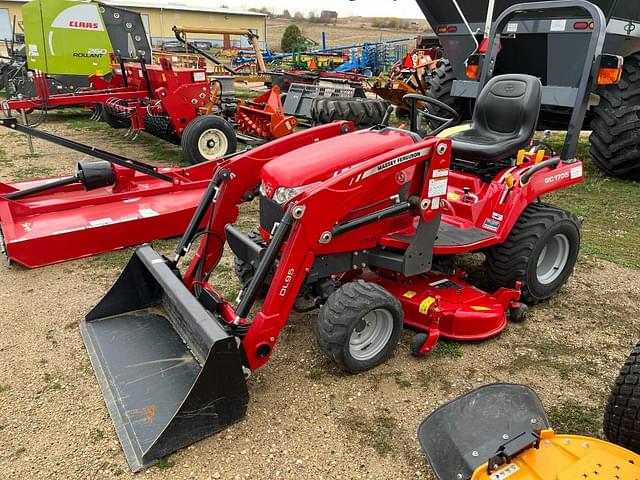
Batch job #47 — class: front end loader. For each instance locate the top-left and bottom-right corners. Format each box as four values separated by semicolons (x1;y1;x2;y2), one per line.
81;0;615;470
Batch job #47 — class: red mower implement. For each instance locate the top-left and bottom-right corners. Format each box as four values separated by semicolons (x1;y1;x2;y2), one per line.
80;0;613;470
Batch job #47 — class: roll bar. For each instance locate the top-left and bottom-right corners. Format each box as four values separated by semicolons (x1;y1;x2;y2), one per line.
478;0;608;161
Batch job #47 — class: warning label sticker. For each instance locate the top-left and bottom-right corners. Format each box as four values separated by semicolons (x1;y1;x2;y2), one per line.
428;178;448;198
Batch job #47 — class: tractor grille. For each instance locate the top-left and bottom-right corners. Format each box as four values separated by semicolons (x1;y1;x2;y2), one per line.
259;194;283;233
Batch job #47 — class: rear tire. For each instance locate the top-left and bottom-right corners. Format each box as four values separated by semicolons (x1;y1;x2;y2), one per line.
485;204;581;304
314;281;403;373
604;341;640;453
590;52;640;180
425;59;471;124
181;115;237;165
310;97;389;128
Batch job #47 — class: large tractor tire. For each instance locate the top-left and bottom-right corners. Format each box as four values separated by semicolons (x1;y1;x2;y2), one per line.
181;115;237;165
314;280;403;373
310;97;389;128
604;341;640;453
425;59;472;123
485;203;581;304
590;52;640;180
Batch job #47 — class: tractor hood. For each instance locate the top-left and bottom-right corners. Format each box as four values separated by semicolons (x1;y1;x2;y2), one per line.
260;128;418;195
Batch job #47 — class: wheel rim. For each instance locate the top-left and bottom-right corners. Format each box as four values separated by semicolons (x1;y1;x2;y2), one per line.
349;308;394;361
198;128;228;160
536;233;571;285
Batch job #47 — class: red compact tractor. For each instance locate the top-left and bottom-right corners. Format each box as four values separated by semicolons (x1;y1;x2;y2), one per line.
79;1;620;471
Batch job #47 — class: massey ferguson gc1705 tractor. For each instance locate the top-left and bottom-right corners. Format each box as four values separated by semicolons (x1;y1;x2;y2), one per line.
79;1;618;471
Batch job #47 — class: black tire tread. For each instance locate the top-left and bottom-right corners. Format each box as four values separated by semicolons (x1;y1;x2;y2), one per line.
604;342;640;453
485;203;580;304
314;281;403;372
590;52;640;179
143;114;181;145
101;105;131;129
310;97;389;127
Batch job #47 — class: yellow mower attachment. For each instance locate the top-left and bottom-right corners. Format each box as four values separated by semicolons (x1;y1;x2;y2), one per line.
418;384;640;480
472;429;640;480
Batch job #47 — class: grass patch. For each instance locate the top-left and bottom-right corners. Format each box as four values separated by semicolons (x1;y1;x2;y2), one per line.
393;371;412;389
10;165;54;180
432;341;463;358
339;408;397;456
66;116;110;132
416;370;452;394
548;401;600;437
507;339;597;378
90;247;135;270
541;132;640;269
155;457;175;469
0;384;10;394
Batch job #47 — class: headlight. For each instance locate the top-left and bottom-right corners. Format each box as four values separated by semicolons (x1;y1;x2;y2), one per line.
272;182;320;205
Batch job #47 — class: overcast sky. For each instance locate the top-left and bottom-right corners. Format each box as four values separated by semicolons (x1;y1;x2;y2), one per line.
143;1;425;19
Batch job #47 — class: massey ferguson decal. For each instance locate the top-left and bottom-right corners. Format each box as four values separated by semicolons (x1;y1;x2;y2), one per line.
51;4;105;31
353;148;431;184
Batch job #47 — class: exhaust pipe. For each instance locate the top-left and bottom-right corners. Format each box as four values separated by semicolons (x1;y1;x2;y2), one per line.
80;246;249;471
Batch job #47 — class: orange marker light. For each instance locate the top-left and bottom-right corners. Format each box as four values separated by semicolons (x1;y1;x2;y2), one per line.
466;64;479;80
597;54;624;86
598;67;622;85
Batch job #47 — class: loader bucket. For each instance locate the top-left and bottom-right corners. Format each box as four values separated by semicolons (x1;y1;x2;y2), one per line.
417;383;549;480
80;246;249;471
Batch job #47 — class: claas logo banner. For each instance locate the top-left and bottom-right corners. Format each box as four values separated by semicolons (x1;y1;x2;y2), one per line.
51;4;105;31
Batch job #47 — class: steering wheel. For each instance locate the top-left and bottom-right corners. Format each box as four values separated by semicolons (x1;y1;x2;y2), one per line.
403;94;460;137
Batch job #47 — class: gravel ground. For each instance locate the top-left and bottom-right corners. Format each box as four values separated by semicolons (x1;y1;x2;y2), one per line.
0;114;639;479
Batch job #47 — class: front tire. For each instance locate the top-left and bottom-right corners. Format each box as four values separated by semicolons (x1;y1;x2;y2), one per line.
314;281;403;373
485;204;581;304
181;115;237;165
604;342;640;453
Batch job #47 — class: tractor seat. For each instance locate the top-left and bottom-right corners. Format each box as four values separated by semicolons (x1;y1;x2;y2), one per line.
451;74;542;163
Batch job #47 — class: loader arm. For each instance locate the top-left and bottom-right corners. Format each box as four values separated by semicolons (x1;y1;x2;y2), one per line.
182;121;355;287
235;136;451;371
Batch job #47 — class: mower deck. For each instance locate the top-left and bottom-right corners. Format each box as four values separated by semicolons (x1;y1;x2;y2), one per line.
0;163;216;267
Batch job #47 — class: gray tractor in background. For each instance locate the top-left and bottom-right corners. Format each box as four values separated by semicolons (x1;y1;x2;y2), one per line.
417;0;640;179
